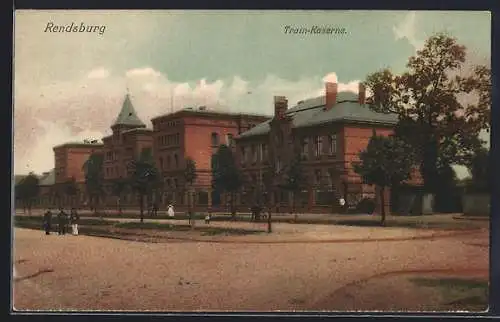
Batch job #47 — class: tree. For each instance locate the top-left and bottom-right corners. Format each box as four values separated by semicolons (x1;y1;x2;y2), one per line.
365;33;490;194
83;152;105;215
110;177;128;215
353;133;415;225
211;144;243;218
15;173;40;215
183;157;197;225
63;177;78;208
17;172;40;215
127;148;161;223
279;155;308;220
467;147;489;192
261;167;275;233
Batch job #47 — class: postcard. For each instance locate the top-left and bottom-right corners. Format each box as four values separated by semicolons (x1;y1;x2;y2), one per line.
13;10;491;313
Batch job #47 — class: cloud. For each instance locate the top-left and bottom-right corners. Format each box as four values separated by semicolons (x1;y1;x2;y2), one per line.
392;11;425;51
14;67;361;174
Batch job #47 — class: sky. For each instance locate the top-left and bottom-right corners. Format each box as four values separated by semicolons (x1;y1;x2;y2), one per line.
13;10;491;177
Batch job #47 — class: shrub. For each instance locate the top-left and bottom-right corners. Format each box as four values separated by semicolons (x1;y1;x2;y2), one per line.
356;198;376;214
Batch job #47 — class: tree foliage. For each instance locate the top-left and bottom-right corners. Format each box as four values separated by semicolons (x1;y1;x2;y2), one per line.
211;144;242;216
183;157;197;223
83;152;105;212
15;172;40;214
365;33;491;192
127;148;161;222
353;133;415;224
63;177;78;207
278;155;308;214
467;147;489;192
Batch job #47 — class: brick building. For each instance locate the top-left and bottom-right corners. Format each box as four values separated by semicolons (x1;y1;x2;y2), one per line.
151;107;270;210
235;82;418;214
52;141;104;206
101;93;153;207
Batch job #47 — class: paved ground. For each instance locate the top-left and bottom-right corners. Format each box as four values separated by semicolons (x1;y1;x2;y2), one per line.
12;222;488;312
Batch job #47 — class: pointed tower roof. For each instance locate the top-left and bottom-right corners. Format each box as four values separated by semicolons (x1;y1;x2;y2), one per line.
112;93;146;128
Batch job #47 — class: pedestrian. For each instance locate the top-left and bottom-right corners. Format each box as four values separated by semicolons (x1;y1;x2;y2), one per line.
57;208;66;235
70;208;80;236
152;202;159;217
339;197;346;214
167;204;175;217
43;208;53;235
205;213;211;224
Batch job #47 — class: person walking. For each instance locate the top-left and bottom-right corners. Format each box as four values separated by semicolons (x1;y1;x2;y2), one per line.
57;208;67;235
43;208;53;235
339;197;346;214
70;208;80;236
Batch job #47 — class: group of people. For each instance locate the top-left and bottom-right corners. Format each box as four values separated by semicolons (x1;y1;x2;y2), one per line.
43;207;80;236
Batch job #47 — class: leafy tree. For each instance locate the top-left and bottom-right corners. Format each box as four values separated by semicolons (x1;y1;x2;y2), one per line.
467;147;489;192
211;144;242;218
110;177;128;215
63;177;78;208
353;133;415;225
261;167;275;233
83;152;105;215
183;157;197;225
15;172;40;215
279;155;308;219
365;33;490;193
127;148;161;223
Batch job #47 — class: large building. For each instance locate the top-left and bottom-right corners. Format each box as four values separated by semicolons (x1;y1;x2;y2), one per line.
235;82;420;214
22;83;420;214
151;107;270;209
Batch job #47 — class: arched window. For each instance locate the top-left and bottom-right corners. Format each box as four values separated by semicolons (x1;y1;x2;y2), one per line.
174;154;179;168
211;132;219;147
167;155;171;169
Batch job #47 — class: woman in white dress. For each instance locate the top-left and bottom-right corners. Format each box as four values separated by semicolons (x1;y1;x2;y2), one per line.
167;204;175;217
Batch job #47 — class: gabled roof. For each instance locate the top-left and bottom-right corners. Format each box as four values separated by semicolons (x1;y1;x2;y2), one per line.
112;94;146;128
38;170;55;186
237;92;398;139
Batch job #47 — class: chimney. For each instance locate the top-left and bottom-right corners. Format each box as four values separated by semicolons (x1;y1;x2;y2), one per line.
324;82;338;111
358;82;366;105
274;96;288;120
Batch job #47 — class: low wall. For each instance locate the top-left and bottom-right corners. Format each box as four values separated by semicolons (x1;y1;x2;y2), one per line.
462;193;490;216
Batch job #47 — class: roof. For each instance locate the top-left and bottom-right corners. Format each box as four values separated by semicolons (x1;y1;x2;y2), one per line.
38;170;55;186
112;94;146;128
237;92;398;139
122;128;153;135
53;141;104;149
14;175;28;185
151;106;271;122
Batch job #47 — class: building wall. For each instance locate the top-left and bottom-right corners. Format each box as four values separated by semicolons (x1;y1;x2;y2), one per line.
54;144;104;184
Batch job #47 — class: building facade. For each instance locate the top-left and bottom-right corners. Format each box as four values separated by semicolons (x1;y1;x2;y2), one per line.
235;82;420;214
151;107;270;210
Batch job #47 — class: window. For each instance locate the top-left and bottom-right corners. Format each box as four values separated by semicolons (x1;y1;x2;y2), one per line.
276;157;282;173
174;154;179;168
159;157;164;170
301;137;309;159
166;178;171;188
315;169;322;185
240;147;247;164
173;178;178;188
176;133;180;145
167;155;171;169
314;136;322;157
261;144;268;161
328;134;337;155
226;134;234;147
251;145;257;163
211;132;220;147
